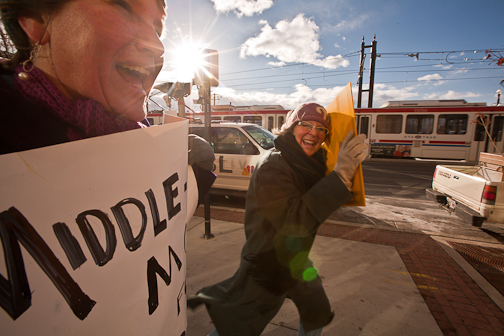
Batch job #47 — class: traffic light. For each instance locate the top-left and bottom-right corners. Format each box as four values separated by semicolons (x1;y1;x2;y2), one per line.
154;82;191;97
194;49;219;87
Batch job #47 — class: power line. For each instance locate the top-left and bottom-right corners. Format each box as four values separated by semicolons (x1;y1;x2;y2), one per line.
227;75;504;91
215;47;503;92
219;48;502;79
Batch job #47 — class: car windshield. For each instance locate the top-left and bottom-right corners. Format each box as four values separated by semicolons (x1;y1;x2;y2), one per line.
242;125;275;150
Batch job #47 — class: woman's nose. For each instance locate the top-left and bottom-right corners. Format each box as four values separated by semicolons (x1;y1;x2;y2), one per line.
136;27;164;58
308;126;318;136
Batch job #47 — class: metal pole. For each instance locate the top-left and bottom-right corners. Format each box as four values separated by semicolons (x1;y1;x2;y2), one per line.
176;93;185;118
202;81;214;240
357;37;365;109
368;36;377;108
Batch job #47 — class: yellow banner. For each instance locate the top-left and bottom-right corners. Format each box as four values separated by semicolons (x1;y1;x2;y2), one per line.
325;82;366;206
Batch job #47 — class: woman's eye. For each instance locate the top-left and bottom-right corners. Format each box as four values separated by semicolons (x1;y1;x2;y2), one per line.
114;0;132;13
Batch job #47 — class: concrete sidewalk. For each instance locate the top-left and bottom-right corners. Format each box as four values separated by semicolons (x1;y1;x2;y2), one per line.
186;208;504;335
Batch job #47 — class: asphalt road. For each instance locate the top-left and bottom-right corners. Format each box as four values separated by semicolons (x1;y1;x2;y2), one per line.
209;159;504;244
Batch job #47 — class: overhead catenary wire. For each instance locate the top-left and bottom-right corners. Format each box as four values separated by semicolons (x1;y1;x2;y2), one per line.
217;47;503;91
229;76;504;91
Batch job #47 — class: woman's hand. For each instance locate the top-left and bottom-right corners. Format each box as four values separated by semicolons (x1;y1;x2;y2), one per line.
334;130;368;190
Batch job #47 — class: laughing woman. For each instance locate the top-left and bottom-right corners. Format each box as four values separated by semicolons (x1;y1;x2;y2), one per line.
0;0;166;154
0;0;215;229
188;103;368;336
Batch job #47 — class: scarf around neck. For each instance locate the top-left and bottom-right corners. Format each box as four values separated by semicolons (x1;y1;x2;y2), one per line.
274;131;326;188
13;64;146;141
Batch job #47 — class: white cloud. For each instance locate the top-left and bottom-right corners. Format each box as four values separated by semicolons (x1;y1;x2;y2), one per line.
213;83;417;109
424;90;481;100
371;83;418;106
240;14;350;69
267;61;286;67
334;14;370;31
451;68;469;75
214;84;349;109
433;64;452;70
417;73;443;81
211;0;273;18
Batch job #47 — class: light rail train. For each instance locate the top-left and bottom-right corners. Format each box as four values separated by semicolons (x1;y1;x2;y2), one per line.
147;100;504;162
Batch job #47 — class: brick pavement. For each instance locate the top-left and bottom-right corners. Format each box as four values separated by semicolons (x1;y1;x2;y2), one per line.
194;207;504;336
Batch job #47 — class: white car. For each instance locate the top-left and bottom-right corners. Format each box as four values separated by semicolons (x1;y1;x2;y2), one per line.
189;123;276;193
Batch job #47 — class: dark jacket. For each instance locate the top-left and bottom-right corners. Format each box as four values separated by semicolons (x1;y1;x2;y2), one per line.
0;68;71;155
188;132;353;335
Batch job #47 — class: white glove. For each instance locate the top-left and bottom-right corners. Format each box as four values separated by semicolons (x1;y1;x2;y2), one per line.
334;130;368;191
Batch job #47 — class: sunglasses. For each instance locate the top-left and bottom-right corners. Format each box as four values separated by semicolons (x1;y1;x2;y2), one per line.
297;121;330;137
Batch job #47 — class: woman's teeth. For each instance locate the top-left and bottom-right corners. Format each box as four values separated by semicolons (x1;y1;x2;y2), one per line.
119;64;150;77
117;64;150;89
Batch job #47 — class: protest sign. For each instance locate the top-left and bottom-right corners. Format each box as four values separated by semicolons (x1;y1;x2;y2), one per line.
0;119;189;335
325;82;366;206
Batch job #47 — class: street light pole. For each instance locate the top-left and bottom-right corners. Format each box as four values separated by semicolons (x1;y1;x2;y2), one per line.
201;77;214;240
194;49;219;240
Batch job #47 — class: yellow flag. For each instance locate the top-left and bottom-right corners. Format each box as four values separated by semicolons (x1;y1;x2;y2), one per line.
325;82;366;206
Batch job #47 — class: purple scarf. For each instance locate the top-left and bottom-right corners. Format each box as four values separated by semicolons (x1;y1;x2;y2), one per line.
13;64;147;141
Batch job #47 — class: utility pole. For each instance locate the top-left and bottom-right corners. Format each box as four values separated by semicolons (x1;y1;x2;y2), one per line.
201;76;214;239
357;35;378;108
194;49;219;240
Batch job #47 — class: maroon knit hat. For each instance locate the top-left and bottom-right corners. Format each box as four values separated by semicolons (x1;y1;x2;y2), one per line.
284;103;330;130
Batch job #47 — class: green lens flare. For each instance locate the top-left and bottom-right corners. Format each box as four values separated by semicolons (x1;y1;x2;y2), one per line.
302;267;318;282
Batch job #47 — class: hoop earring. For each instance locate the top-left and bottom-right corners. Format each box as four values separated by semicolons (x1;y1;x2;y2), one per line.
18;43;40;81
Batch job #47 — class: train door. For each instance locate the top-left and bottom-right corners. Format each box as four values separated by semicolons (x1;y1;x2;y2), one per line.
356;114;371;157
266;115;275;131
487;114;504;155
472;114;504;160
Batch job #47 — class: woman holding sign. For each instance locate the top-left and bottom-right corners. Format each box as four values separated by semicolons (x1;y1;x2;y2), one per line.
188;103;367;336
0;0;165;153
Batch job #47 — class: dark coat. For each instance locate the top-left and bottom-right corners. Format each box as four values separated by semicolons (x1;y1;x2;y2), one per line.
0;68;71;155
188;135;353;335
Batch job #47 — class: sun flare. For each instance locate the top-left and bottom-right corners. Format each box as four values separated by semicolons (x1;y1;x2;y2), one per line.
168;42;206;82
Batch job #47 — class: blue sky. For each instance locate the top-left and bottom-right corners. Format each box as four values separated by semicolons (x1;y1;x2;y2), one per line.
153;0;504;111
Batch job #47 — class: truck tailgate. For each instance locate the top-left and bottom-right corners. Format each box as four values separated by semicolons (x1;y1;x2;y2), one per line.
432;165;486;211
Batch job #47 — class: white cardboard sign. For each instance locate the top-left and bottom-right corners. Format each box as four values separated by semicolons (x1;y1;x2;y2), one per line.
0;119;189;335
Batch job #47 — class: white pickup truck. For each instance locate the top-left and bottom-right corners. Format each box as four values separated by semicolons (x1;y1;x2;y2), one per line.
426;153;504;227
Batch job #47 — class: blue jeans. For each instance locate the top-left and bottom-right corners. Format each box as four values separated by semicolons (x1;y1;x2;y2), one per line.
207;323;323;336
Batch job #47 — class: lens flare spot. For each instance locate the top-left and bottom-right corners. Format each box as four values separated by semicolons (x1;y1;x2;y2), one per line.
303;267;318;282
285;235;302;252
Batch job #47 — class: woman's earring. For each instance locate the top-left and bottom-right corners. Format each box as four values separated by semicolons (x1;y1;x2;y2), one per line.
18;43;40;81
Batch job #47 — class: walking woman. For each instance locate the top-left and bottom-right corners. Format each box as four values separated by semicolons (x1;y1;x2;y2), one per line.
188;102;368;335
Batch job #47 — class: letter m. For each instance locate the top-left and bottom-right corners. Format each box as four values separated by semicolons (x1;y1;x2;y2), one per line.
0;207;95;320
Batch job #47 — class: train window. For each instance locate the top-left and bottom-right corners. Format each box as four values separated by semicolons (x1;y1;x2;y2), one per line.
492;116;504;142
268;116;274;131
278;116;285;129
211;116;222;122
376;115;403;134
406;115;434;134
244;116;262;126
224;116;241;123
474;115;487;141
437;114;468;135
358;116;370;136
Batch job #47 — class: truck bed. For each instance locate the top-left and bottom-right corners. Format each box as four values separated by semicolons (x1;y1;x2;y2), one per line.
432;165;487;212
